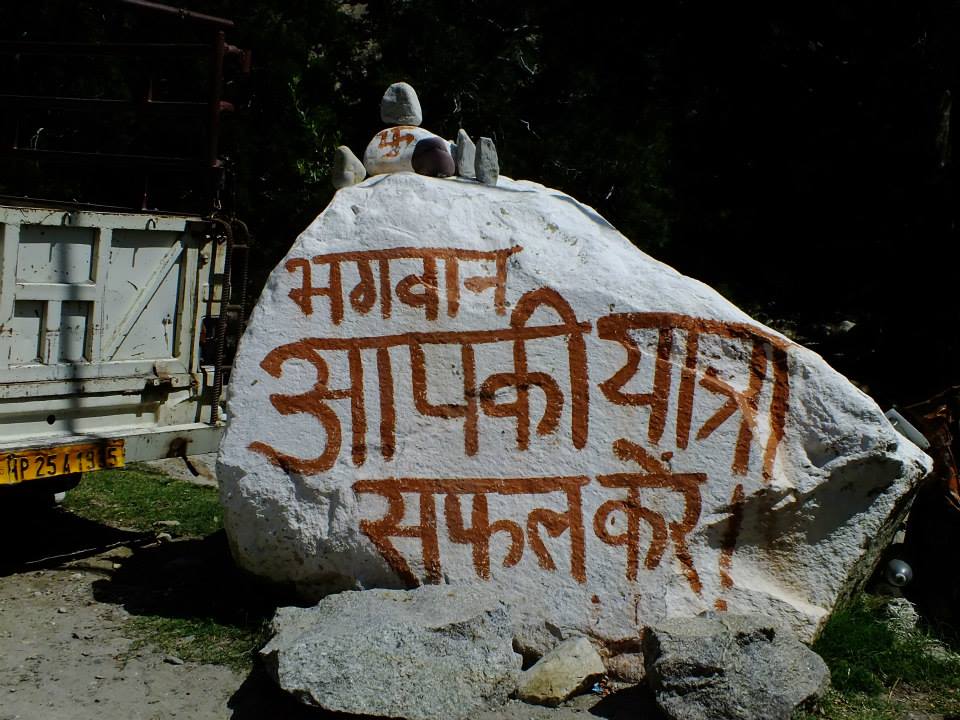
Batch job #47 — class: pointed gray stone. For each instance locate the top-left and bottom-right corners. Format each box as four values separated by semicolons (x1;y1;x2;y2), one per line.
330;145;366;189
380;81;423;126
454;129;476;178
475;137;499;185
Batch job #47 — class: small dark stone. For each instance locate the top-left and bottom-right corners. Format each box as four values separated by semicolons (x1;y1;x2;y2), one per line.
412;137;455;177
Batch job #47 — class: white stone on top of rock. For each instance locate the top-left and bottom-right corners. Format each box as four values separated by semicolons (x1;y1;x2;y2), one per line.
218;172;930;648
261;585;520;720
362;125;445;176
643;614;830;720
380;81;423;126
330;145;366;189
454;128;477;178
517;636;605;707
475;136;499;185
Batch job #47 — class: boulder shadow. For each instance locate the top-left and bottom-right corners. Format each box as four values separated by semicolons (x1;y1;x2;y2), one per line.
90;530;288;628
228;664;384;719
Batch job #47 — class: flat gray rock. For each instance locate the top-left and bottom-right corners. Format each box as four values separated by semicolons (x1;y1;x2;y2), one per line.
261;585;521;719
380;81;423;126
643;614;830;720
454;128;477;178
475;136;499;185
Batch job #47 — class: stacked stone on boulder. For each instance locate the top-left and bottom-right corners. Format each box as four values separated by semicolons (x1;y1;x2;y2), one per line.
335;82;497;187
220;172;929;650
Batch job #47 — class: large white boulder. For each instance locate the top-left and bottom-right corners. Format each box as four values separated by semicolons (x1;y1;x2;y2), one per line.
218;172;930;644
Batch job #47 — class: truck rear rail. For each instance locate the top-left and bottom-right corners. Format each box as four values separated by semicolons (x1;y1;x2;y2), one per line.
0;1;250;493
0;205;232;489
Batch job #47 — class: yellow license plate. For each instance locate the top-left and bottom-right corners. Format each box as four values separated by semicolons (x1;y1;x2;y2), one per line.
0;439;125;485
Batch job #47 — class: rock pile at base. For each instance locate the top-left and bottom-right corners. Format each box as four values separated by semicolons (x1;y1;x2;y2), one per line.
220;171;930;649
643;614;830;720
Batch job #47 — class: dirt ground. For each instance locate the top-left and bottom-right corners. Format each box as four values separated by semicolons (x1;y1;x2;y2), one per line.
0;505;312;720
0;465;649;720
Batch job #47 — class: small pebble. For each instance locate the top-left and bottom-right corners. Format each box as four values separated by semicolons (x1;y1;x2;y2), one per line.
163;655;185;666
57;607;67;614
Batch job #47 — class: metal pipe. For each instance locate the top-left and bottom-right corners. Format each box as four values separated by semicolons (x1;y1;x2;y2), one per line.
116;0;235;28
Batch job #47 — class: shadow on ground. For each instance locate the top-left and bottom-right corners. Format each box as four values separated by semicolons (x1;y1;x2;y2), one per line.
0;504;150;575
91;534;668;719
90;530;286;630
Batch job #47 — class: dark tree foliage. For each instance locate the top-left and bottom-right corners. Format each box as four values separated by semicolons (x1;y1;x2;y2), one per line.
6;0;960;404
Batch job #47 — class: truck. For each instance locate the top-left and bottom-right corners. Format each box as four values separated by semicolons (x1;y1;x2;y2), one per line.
0;1;249;499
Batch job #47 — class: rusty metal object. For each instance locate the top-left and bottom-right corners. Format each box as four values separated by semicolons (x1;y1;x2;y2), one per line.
900;388;960;624
0;2;250;215
117;0;235;28
902;388;960;511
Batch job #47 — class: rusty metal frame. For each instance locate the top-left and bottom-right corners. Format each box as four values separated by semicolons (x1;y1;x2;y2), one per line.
0;1;251;214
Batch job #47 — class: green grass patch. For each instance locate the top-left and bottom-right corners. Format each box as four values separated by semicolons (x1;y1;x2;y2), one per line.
127;615;270;672
797;594;960;719
64;464;222;537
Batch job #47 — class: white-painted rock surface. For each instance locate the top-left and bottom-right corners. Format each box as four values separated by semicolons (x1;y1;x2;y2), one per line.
517;636;605;706
219;172;930;644
362;125;445;176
